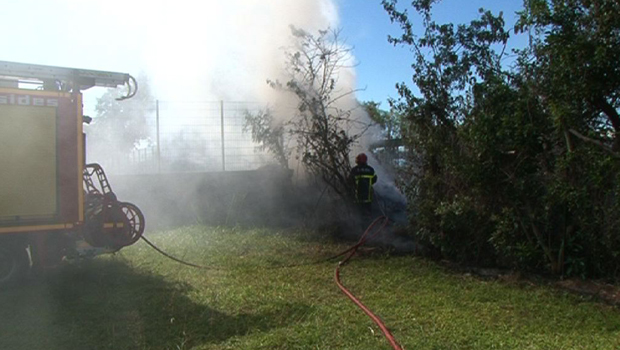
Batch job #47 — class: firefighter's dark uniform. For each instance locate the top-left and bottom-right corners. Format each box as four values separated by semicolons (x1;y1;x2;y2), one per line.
350;163;377;217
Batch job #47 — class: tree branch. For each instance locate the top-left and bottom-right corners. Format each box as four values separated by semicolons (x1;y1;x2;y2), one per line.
568;129;620;159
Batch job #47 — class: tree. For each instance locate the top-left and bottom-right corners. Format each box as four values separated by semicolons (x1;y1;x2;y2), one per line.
516;0;620;152
89;73;155;155
383;0;511;264
246;27;370;202
362;100;401;142
243;108;289;169
383;0;620;277
512;0;620;276
362;100;404;173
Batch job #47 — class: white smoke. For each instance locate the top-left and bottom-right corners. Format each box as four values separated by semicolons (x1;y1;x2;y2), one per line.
25;0;344;105
4;0;386;172
3;0;369;126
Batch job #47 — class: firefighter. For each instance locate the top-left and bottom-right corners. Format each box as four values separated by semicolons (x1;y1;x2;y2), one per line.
349;153;378;218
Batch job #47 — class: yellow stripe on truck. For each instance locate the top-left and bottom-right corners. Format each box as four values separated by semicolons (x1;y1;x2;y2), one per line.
0;223;74;234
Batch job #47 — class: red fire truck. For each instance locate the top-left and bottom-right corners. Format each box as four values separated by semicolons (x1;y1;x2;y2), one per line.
0;61;144;287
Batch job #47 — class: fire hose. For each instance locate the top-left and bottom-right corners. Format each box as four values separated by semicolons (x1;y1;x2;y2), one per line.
334;216;403;350
140;216;403;350
140;236;225;270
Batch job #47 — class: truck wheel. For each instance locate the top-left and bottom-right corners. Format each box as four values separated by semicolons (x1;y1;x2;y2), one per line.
0;245;29;288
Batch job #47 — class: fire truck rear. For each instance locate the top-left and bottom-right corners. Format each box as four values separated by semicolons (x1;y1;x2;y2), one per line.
0;60;144;287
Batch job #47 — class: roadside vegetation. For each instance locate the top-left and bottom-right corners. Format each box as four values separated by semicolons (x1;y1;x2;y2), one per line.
374;0;620;279
2;226;619;350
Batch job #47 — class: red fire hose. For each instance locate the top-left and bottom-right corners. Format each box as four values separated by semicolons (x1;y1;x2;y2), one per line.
334;216;403;350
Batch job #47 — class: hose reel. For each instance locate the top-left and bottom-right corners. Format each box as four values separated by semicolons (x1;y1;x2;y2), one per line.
83;164;145;249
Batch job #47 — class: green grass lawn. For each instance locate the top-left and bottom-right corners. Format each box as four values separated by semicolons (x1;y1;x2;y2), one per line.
1;225;619;350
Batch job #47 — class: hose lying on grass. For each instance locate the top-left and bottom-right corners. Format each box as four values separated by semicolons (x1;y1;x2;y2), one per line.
334;216;403;350
140;235;225;270
140;216;403;349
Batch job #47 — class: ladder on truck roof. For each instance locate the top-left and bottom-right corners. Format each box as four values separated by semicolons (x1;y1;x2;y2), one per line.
0;60;137;100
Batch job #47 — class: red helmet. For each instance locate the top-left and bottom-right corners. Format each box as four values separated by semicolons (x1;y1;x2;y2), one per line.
355;153;368;164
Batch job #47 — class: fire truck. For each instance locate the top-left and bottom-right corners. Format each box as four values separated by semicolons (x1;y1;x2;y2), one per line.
0;60;145;287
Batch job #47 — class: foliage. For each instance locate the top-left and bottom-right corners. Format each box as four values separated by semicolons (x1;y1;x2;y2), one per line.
383;0;620;278
89;73;155;154
362;100;406;174
516;0;620;151
246;27;370;201
362;100;401;141
243;108;289;169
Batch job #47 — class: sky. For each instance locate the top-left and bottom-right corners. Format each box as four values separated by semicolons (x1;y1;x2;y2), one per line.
337;0;528;108
0;0;528;113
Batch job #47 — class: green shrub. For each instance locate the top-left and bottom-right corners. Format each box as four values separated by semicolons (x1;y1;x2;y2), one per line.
384;0;620;279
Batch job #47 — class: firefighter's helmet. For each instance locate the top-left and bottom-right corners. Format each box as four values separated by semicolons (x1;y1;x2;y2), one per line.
355;153;368;164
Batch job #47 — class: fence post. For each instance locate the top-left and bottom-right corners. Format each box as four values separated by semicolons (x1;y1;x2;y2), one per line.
221;100;226;172
156;99;161;173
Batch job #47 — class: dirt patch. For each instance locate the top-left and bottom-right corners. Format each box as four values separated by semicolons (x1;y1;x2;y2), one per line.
555;279;620;306
440;262;620;307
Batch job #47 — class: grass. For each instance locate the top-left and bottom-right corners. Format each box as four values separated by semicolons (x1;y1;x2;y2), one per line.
1;225;619;350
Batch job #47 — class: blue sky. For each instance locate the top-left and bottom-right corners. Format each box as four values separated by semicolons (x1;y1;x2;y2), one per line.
338;0;528;108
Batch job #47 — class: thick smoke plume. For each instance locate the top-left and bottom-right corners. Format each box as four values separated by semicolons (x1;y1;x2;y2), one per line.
5;0;347;106
52;0;343;105
10;0;374;163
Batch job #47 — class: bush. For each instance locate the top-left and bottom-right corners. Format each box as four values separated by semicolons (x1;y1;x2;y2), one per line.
384;0;620;279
